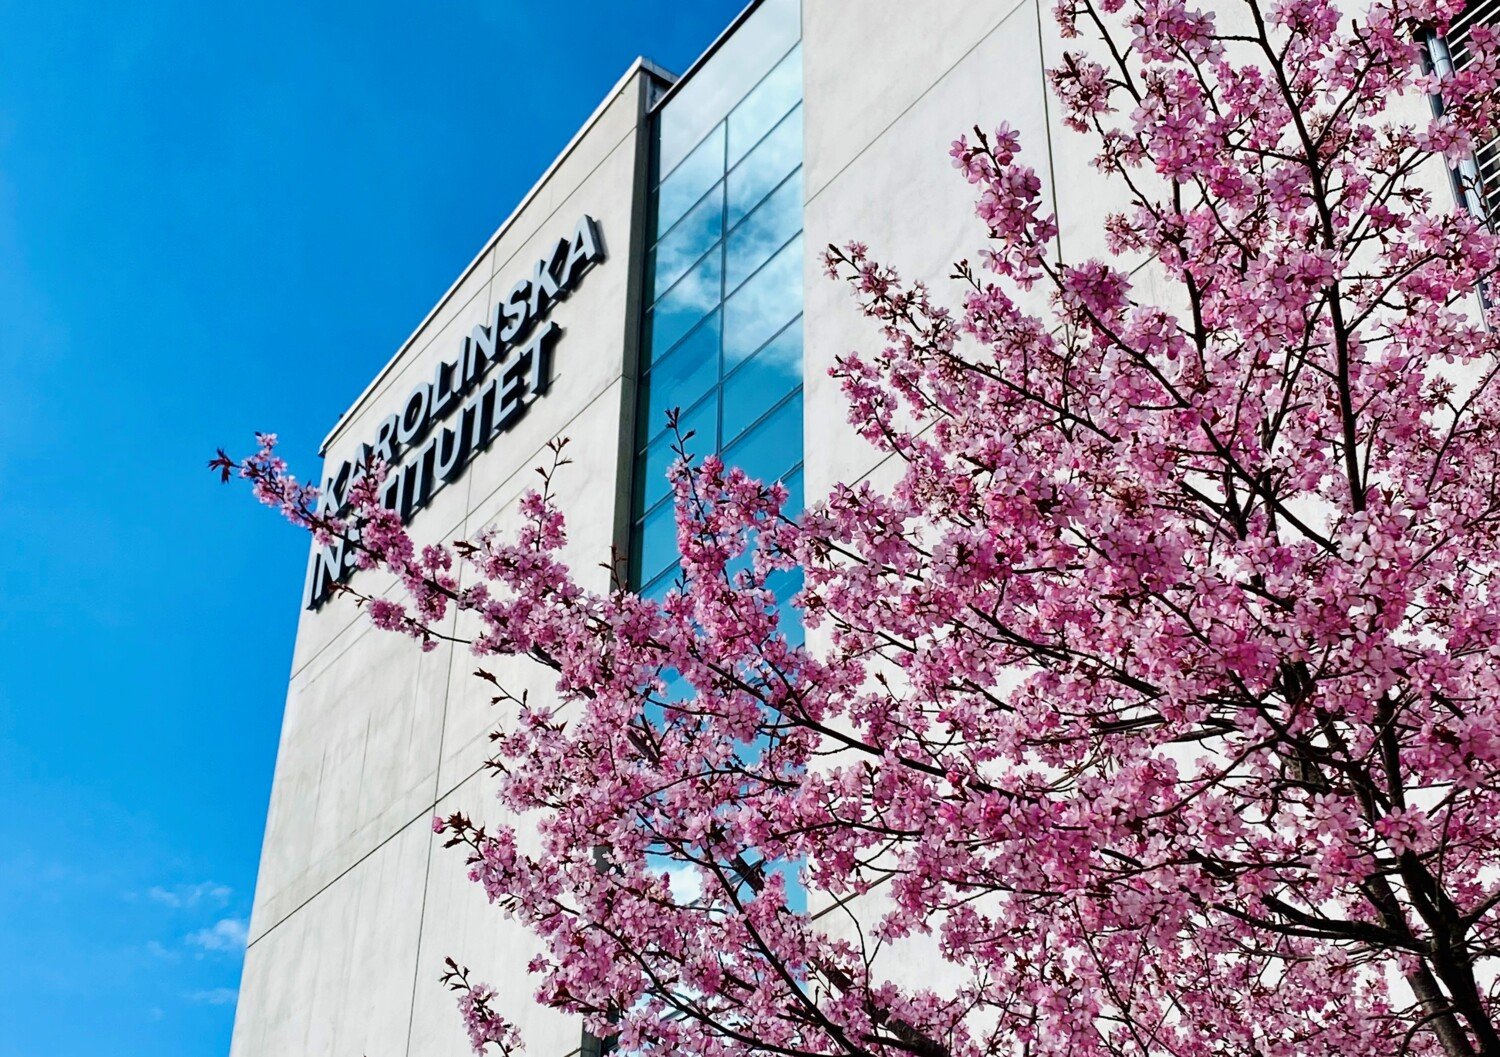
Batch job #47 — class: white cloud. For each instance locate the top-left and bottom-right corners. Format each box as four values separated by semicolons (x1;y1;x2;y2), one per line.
186;988;238;1006
185;917;249;953
144;939;178;961
147;882;232;909
663;861;703;904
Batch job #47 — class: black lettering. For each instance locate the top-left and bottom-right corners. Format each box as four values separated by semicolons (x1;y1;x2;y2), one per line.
306;537;345;608
528;239;566;319
465;373;500;454
435;419;468;482
364;413;400;466
501;279;530;342
397;383;431;445
381;466;405;516
431;357;460;418
469;300;504;372
527;321;558;396
316;460;352;517
559;215;604;288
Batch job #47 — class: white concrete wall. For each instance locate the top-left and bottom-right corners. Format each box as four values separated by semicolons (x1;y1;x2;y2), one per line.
802;0;1058;502
230;63;661;1057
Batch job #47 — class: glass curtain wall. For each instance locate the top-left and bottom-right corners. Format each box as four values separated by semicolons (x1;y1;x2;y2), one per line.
631;0;804;599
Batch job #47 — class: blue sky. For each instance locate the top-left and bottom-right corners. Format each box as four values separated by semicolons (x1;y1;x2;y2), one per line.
0;2;745;1054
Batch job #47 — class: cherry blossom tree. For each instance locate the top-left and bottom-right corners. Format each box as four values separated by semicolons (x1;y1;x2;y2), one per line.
219;0;1500;1053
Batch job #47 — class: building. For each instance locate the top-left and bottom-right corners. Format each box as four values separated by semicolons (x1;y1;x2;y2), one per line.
1424;0;1500;222
228;2;1496;1055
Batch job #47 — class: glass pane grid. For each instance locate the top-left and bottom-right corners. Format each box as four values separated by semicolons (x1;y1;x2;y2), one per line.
727;42;803;166
635;387;804;531
653;34;803;191
655;178;722;249
631;8;803;594
639;309;722;447
723;322;803;446
654;123;725;236
641;309;802;453
723;313;802;387
646;178;802;373
725;174;802;292
654;107;801;273
728;105;803;227
652;184;725;300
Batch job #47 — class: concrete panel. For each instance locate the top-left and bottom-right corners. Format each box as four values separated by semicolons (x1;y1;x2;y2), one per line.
250;605;455;939
458;165;643;518
328;266;497;465
290;69;651;681
288;575;369;682
812;881;974;1025
407;772;582;1057
1033;1;1147;266
333;817;432;1057
803;2;1051;501
238;64;652;1057
802;0;1033;202
485;69;647;289
232;817;429;1057
288;279;490;678
462;375;632;574
315;67;644;467
230;897;309;1057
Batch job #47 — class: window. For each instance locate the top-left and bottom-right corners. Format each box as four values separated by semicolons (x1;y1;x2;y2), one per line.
631;0;804;600
728;106;802;227
655;0;800;177
607;23;814;1035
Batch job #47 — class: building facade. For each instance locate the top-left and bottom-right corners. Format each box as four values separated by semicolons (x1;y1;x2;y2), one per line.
229;2;1496;1055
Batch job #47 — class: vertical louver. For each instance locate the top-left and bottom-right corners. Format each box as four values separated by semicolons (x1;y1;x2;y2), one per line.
1449;0;1500;224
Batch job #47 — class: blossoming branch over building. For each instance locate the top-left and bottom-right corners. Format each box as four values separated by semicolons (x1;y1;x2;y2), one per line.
229;2;1498;1055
